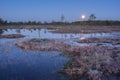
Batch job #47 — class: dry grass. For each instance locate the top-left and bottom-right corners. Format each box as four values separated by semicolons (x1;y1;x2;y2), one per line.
16;38;120;79
1;25;120;33
16;38;70;51
60;45;120;79
0;34;25;38
51;25;120;33
77;37;120;45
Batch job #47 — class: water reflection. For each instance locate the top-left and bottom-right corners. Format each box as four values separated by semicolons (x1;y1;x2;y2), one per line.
16;29;21;34
2;29;120;39
0;39;68;80
0;28;120;80
38;29;41;38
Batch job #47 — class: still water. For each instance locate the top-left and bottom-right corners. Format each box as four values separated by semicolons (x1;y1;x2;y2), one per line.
0;39;68;80
2;29;120;39
0;29;120;80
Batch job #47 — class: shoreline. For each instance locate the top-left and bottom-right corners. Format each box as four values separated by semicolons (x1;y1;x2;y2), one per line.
0;25;120;34
15;38;120;80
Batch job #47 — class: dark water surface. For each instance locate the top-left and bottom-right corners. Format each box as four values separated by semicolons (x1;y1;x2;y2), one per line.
0;39;68;80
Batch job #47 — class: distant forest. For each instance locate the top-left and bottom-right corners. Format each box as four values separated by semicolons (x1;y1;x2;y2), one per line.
0;18;120;26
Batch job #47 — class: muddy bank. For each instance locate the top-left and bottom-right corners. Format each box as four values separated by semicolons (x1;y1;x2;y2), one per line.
0;34;25;39
77;37;120;45
16;38;120;80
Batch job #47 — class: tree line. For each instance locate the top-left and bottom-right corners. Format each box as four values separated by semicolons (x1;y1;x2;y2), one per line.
0;14;120;26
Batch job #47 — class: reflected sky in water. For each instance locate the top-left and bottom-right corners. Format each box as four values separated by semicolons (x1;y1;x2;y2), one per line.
2;29;120;39
0;39;68;80
0;29;120;80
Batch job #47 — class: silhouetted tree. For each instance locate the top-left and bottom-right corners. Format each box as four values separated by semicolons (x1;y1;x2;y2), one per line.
61;14;65;22
37;21;42;25
0;18;4;25
4;20;8;24
0;29;4;35
27;21;32;25
44;21;48;25
89;14;96;21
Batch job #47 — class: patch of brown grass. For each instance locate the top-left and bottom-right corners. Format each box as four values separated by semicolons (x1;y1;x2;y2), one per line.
16;38;120;79
0;34;25;38
16;38;70;51
78;37;120;45
51;25;120;33
60;45;120;79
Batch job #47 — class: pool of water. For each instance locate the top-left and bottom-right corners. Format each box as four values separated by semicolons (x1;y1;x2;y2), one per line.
0;28;120;80
2;29;120;39
0;39;68;80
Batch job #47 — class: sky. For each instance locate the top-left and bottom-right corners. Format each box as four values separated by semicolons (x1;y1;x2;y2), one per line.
0;0;120;22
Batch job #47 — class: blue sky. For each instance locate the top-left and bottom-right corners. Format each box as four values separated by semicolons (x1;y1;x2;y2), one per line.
0;0;120;22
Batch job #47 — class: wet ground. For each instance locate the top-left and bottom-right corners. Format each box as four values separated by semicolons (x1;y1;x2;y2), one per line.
2;29;120;39
0;28;120;80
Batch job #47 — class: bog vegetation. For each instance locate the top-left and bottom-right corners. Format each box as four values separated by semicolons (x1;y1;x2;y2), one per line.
0;17;120;26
